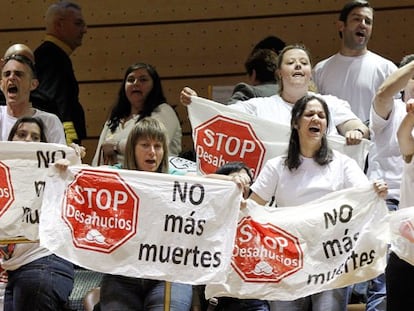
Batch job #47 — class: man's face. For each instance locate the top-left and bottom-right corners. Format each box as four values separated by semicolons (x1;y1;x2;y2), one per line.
340;7;373;51
0;60;37;106
59;7;87;50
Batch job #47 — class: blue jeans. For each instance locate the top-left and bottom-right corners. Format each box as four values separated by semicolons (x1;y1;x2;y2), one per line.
99;274;192;311
269;287;349;311
4;254;74;311
215;297;269;310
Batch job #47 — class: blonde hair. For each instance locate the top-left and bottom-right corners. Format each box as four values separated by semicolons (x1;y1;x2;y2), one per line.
123;117;169;173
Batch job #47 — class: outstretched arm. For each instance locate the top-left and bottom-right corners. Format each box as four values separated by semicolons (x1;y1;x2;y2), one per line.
398;99;414;161
374;60;414;119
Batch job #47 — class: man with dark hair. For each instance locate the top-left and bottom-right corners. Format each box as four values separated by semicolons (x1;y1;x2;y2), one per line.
314;2;397;310
313;0;396;124
0;46;65;144
226;49;278;105
34;1;87;144
252;35;286;55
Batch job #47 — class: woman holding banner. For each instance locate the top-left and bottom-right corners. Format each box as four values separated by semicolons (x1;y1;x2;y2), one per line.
97;117;192;311
248;95;387;311
180;44;368;146
1;116;74;311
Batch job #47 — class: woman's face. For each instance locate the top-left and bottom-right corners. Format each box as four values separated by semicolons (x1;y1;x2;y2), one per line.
134;136;164;172
296;99;327;141
277;48;312;89
125;68;154;113
12;122;42;142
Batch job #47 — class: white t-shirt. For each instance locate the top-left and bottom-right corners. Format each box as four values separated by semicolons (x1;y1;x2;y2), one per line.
231;92;359;135
368;99;406;201
0;106;65;144
251;150;368;207
313;51;397;123
92;103;182;166
400;157;414;209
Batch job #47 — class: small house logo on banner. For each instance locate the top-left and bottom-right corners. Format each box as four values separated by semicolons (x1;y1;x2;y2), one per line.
0;161;15;217
232;216;303;282
62;169;139;253
194;115;265;177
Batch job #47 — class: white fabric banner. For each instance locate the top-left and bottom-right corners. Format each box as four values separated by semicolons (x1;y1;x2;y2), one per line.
39;166;241;284
389;206;414;266
0;142;81;241
187;96;371;177
206;185;390;301
5;142;414;300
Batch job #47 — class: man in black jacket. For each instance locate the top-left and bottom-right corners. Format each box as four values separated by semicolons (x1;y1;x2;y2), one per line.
34;1;87;144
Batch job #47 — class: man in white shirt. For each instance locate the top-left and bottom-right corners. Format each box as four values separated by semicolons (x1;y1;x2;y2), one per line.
313;2;398;310
0;45;65;144
313;0;397;124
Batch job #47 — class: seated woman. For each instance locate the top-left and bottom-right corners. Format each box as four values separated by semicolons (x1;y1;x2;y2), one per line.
92;63;182;167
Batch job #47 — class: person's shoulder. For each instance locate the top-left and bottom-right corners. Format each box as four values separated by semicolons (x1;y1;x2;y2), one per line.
314;53;339;70
253;83;278;97
35;41;67;63
34;109;61;122
365;51;397;67
331;149;358;163
157;102;174;110
243;94;279;106
315;92;344;104
34;41;60;54
331;149;349;162
233;82;253;92
266;154;286;167
154;103;178;115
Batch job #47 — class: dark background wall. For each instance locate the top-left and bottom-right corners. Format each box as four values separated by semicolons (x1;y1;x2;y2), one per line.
1;0;413;164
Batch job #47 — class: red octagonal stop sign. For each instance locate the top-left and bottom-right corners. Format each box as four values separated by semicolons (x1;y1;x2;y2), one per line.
194;115;265;177
232;216;303;283
62;169;139;253
0;161;15;217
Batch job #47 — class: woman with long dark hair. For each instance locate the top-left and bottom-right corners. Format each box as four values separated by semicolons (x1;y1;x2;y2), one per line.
249;95;387;311
92;63;181;166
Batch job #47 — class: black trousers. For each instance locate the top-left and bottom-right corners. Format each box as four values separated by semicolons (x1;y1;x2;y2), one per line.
385;251;414;310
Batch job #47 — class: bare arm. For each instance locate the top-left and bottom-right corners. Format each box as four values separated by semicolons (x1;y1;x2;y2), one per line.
397;99;414;160
249;192;268;206
374;61;414;119
336;119;369;145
